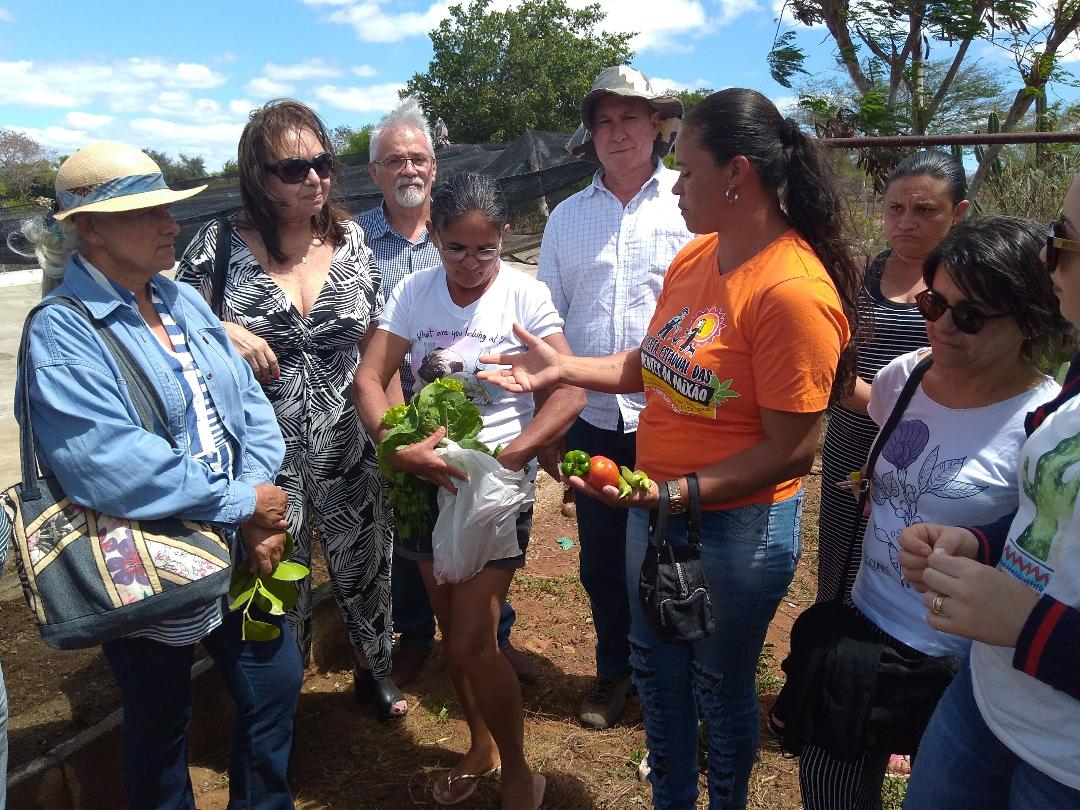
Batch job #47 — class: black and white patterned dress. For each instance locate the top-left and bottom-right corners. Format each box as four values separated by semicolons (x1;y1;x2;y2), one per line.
816;251;928;602
177;219;394;675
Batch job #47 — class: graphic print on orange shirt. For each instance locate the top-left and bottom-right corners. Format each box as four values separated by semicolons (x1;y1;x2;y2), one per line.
640;304;740;419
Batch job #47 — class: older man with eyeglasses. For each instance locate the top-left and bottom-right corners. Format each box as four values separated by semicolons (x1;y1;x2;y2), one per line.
356;98;535;688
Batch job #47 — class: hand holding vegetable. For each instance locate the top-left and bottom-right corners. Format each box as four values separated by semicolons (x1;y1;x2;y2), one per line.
229;532;309;641
557;450;657;507
387;426;468;492
377;378;497;540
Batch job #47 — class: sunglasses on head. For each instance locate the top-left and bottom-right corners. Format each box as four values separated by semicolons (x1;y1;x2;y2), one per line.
1046;219;1080;273
265;152;334;184
914;288;1010;335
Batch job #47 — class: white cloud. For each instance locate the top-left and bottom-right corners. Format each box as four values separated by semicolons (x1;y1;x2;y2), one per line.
650;76;712;94
312;82;407;112
324;1;454;43
772;94;798;114
230;99;257;116
352;64;379;78
11;125;92;152
147;91;224;121
312;0;753;52
0;58;227;110
264;59;343;81
0;7;13;21
64;111;114;129
245;76;294;98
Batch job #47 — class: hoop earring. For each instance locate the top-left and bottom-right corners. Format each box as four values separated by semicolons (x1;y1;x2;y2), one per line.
725;185;740;204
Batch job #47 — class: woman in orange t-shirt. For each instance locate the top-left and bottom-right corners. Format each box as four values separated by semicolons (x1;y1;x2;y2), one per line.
481;88;861;809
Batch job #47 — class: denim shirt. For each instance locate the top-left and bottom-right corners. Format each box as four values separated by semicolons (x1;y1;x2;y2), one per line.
14;256;285;525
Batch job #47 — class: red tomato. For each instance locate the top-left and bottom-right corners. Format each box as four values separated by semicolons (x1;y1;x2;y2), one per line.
585;455;621;490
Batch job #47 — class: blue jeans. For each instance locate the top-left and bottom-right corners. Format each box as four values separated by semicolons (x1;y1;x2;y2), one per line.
906;660;1080;809
568;417;637;679
626;493;803;810
102;609;303;810
393;556;515;651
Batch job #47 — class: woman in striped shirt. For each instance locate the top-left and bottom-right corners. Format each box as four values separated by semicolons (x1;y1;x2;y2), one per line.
817;151;970;603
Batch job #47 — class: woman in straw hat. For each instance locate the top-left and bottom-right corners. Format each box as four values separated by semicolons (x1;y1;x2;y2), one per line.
17;141;302;809
176;99;406;720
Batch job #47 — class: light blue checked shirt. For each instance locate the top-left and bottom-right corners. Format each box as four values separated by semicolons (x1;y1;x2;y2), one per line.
538;162;693;432
356;203;442;395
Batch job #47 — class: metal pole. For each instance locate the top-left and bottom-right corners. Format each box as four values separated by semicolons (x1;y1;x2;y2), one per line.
819;131;1080;148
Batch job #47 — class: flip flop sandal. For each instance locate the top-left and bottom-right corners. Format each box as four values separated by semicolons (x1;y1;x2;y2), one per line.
532;773;547;809
432;765;500;806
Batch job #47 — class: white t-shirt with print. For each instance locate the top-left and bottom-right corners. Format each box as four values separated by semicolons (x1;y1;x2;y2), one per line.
380;263;563;452
852;350;1059;657
971;395;1080;790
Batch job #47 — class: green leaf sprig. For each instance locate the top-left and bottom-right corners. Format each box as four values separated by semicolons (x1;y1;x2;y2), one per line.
228;532;309;641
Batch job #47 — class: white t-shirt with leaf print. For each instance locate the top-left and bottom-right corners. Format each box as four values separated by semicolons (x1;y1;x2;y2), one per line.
850;350;1059;657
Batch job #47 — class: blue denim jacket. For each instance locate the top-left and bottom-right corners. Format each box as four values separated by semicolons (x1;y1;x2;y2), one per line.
14;257;285;525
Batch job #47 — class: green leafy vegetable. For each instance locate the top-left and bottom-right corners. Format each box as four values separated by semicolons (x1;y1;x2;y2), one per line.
376;378;495;540
228;532;310;641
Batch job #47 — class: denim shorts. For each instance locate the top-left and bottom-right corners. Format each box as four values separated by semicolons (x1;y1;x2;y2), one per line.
394;484;531;571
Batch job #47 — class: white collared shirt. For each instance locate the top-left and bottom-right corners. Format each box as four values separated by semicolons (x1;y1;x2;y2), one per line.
538;162;693;431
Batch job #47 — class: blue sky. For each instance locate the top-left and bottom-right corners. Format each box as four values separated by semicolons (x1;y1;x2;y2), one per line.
0;0;1076;171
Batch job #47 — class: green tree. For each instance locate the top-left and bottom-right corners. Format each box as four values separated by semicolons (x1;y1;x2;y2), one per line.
344;124;375;156
144;149;207;186
404;0;634;143
0;129;55;202
769;0;1080;197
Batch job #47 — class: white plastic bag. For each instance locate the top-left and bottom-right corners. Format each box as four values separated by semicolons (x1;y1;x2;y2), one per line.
431;440;535;584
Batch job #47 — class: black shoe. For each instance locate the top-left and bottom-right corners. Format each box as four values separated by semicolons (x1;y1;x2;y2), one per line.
354;667;408;721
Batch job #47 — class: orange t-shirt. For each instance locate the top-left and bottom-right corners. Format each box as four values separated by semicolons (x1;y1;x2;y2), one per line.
636;230;850;510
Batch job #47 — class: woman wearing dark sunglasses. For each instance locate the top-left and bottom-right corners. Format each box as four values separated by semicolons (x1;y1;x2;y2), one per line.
900;188;1080;808
817;151;970;612
797;216;1074;810
177;99;408;720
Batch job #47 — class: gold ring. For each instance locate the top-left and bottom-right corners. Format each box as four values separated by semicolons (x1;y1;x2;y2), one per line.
931;594;945;616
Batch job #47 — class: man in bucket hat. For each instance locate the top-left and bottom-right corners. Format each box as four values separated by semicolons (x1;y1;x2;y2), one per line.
537;65;693;730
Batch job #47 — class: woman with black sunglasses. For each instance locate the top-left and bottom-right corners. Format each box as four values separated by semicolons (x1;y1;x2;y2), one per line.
177;99;408;720
796;216;1075;810
899;188;1080;808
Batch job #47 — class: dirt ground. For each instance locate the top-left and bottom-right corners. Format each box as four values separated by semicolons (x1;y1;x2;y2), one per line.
3;469;826;809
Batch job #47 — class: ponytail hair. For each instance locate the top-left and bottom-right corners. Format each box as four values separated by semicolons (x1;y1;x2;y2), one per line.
684;88;862;399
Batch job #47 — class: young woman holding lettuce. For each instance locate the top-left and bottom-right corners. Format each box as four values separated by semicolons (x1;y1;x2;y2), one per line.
353;171;582;810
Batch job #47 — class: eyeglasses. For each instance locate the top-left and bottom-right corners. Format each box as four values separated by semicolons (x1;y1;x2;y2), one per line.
441;246;500;264
914;288;1010;335
1046;219;1080;273
372;154;434;172
265;152;334;184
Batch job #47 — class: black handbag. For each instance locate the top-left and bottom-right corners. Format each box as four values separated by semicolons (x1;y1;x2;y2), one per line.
769;355;961;760
638;473;715;644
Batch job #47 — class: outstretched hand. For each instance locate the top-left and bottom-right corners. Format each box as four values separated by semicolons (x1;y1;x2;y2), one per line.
477;323;563;393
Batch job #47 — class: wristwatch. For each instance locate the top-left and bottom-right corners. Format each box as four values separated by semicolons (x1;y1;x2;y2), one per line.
665;478;687;515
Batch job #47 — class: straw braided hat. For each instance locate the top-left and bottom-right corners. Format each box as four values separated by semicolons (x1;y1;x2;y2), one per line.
53;141;205;221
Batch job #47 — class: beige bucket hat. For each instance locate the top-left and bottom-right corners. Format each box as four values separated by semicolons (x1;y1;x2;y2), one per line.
568;65;684;161
53;141;206;221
